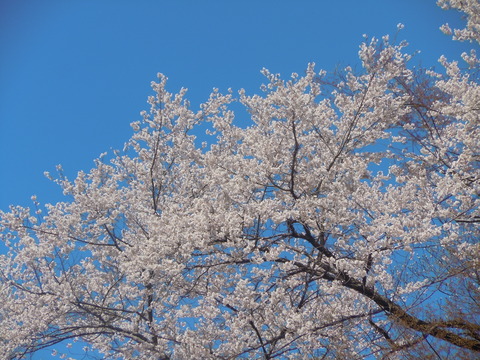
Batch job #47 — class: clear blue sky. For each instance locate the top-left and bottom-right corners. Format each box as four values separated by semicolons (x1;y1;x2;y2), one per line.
0;1;474;357
0;1;470;211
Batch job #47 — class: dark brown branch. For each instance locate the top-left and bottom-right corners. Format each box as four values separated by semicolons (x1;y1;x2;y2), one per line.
277;256;480;352
286;219;334;258
325;268;480;352
249;320;271;359
289;119;300;200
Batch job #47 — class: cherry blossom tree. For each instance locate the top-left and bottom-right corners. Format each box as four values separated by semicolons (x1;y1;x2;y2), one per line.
1;1;479;359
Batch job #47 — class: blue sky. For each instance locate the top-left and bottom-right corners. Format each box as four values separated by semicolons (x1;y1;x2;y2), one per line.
0;1;475;358
0;0;471;212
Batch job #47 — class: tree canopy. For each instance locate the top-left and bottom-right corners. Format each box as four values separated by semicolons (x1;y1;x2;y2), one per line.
1;1;479;359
